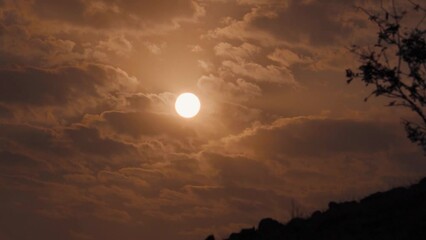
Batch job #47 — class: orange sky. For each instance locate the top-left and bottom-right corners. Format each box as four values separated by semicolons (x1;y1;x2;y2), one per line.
0;1;425;240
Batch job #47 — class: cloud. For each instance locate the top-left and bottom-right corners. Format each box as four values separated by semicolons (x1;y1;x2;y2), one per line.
267;48;312;67
202;152;283;189
64;126;138;158
206;6;278;45
197;74;262;102
207;42;297;85
221;60;296;84
144;41;168;55
99;110;195;138
214;42;260;61
0;123;57;151
0;104;13;119
250;1;353;46
0;151;41;176
97;35;133;56
0;151;38;166
29;0;203;30
0;64;137;107
204;1;363;75
222;116;401;158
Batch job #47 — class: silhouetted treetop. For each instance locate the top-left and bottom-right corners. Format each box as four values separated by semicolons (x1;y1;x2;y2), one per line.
205;234;215;240
346;1;426;152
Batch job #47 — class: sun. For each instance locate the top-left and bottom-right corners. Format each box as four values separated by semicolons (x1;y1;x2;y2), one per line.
175;93;201;118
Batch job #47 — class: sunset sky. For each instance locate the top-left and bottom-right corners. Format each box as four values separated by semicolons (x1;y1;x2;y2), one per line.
1;0;425;239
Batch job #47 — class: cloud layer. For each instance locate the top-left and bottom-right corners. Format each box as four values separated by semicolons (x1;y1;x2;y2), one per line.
0;1;425;240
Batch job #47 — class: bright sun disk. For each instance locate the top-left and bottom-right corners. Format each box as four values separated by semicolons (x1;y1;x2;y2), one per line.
175;93;201;118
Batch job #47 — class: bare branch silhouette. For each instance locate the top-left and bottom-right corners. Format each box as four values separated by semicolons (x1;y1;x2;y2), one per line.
347;1;426;152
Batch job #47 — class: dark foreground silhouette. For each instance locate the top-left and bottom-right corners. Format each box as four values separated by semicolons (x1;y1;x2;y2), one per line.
206;177;426;240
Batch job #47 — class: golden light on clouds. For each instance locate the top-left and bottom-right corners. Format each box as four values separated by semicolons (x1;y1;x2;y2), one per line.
175;92;201;118
1;0;425;240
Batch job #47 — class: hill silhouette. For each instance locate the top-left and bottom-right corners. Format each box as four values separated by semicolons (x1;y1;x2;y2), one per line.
206;177;426;240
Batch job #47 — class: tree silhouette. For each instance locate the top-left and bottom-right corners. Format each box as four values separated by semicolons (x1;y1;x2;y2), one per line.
346;1;426;152
205;234;215;240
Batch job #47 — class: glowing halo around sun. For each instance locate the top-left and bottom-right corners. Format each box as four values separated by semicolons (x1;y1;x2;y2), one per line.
175;93;201;118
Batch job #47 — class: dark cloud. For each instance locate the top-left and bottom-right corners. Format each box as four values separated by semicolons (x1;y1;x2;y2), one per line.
100;111;194;138
30;0;200;29
125;94;152;110
0;151;39;168
251;1;354;45
0;123;55;150
234;118;400;158
0;64;136;106
64;126;137;158
203;152;282;187
0;104;13;119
